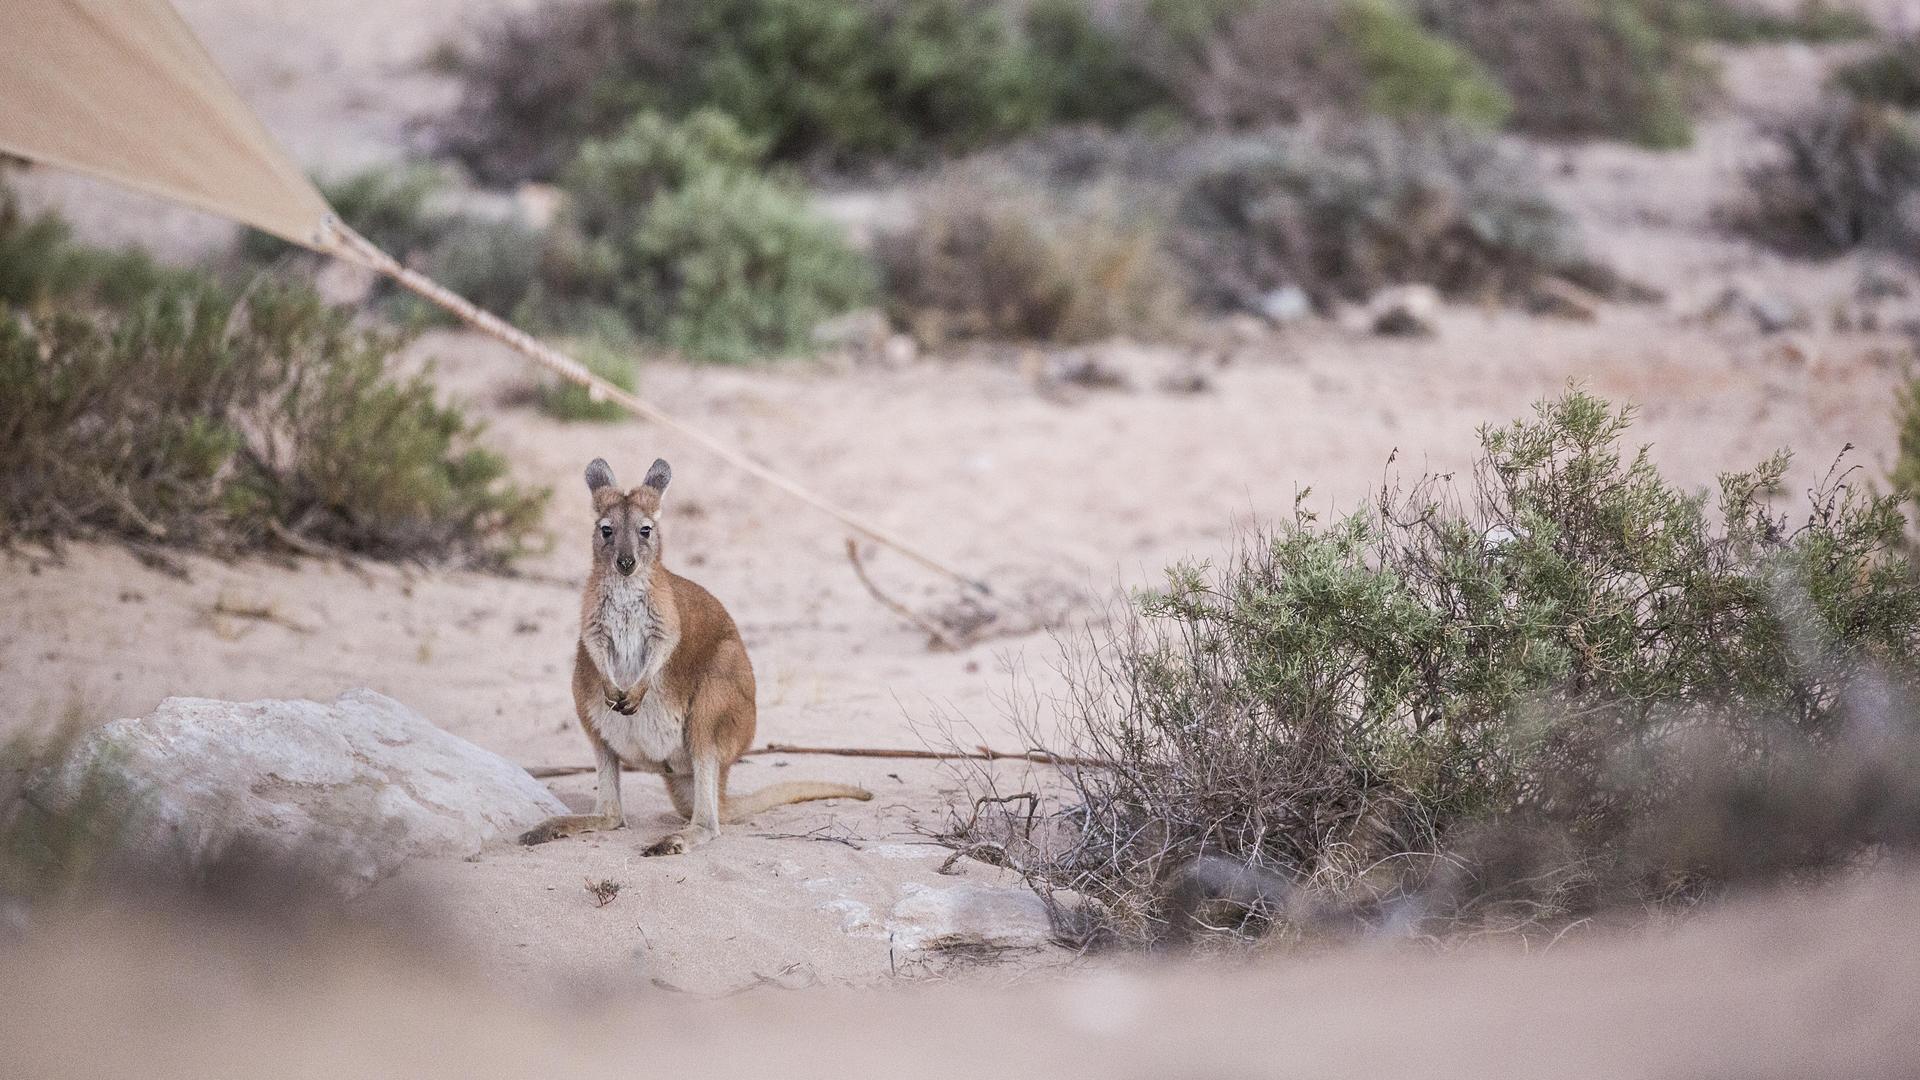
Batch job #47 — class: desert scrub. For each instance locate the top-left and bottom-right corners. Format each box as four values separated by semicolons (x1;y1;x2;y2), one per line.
1686;0;1873;43
554;111;875;362
1834;38;1920;110
946;390;1920;943
0;205;546;564
1139;0;1510;129
1418;0;1709;148
439;0;1150;179
1173;121;1618;310
879;171;1186;345
534;327;641;423
1731;101;1920;255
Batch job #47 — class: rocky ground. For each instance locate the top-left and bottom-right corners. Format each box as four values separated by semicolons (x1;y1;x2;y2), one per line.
6;0;1920;1011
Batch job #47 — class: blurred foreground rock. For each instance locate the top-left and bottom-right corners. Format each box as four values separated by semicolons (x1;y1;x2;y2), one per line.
886;882;1056;951
34;690;563;896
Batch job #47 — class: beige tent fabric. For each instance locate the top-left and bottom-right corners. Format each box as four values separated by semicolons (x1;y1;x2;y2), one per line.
0;0;339;252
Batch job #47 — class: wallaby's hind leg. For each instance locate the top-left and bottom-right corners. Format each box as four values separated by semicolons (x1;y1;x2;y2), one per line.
520;734;625;845
643;754;722;856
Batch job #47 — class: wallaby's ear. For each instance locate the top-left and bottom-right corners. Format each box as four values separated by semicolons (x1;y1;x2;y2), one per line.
643;458;673;494
585;458;616;493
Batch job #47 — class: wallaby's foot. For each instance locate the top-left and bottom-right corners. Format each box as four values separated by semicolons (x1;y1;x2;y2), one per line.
519;814;622;846
641;826;717;857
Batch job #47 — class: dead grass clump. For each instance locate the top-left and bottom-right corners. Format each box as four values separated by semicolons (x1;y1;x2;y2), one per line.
1731;101;1920;256
942;389;1920;945
1172;121;1617;311
879;171;1187;345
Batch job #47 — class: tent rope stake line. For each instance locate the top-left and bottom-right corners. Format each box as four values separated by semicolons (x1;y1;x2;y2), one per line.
332;227;991;596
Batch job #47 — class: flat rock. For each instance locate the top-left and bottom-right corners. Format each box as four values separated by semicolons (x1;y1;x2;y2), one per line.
33;689;563;895
886;882;1057;952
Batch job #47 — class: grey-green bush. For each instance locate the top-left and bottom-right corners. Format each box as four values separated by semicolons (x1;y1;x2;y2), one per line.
946;390;1920;943
1835;39;1920;110
440;0;1136;179
1139;0;1511;129
0;195;546;565
555;111;875;362
1173;121;1611;310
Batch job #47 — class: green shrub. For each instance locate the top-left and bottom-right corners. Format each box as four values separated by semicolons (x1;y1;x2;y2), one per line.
1;192;191;309
556;111;875;362
1021;0;1171;127
1733;101;1920;255
0;202;546;564
879;171;1186;344
1835;39;1920;110
1173;121;1613;310
1687;0;1874;43
1141;0;1510;128
1420;0;1707;148
441;0;1125;178
1342;0;1513;125
946;389;1920;942
535;333;640;423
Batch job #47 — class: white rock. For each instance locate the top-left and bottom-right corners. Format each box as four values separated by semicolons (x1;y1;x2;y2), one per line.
886;882;1056;952
34;689;564;895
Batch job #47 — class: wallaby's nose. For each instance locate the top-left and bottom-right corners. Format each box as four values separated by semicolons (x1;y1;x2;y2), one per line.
616;554;637;576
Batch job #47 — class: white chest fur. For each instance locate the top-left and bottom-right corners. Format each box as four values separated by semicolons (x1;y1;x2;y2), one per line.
589;694;684;768
586;574;666;691
581;574;683;766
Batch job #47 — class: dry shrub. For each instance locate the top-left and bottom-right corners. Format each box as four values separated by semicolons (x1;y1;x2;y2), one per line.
879;171;1187;345
1733;101;1920;256
1418;0;1706;148
943;390;1920;944
1173;121;1617;310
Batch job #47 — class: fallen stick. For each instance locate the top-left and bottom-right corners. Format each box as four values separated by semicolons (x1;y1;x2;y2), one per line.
525;743;1101;778
844;538;965;651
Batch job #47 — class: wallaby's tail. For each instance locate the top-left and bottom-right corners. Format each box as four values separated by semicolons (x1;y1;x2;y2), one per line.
723;780;872;823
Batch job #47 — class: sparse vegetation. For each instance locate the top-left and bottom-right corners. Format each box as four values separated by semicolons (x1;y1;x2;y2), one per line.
552;110;876;362
440;0;1142;180
1419;0;1708;149
946;390;1920;943
1172;121;1617;311
879;171;1186;345
1688;0;1874;44
0;191;546;565
534;332;640;423
1835;38;1920;110
1142;0;1511;129
1733;101;1920;256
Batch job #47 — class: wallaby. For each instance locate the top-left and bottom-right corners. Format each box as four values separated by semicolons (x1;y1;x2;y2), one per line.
519;456;871;856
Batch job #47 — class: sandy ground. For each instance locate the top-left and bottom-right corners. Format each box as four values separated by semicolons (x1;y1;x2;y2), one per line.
5;869;1919;1078
6;0;1920;1004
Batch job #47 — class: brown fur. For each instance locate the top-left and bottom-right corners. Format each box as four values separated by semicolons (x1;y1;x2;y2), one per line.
519;457;871;855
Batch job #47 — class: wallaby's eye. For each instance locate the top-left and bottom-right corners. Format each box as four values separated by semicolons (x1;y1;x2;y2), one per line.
598;524;614;540
639;525;653;538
